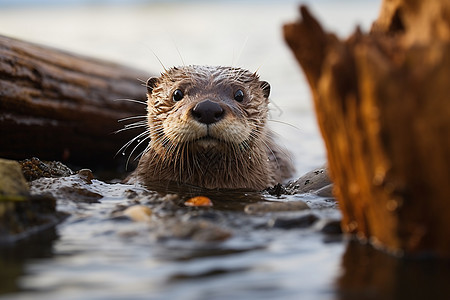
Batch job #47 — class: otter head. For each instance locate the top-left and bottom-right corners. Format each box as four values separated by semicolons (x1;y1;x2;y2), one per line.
145;66;271;154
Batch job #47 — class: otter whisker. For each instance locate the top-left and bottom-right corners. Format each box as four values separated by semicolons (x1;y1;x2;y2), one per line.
114;98;147;105
268;119;301;130
126;136;150;170
115;130;149;158
148;48;168;73
148;125;164;135
123;120;147;128
151;131;168;147
134;143;151;163
260;138;280;170
118;115;147;123
176;143;184;181
230;142;243;173
231;36;249;68
115;123;147;134
136;77;146;84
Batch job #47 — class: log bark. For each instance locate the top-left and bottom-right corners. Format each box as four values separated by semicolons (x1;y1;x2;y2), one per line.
0;34;151;170
284;2;450;257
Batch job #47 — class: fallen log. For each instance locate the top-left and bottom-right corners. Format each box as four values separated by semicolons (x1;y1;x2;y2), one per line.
284;1;450;257
0;34;151;171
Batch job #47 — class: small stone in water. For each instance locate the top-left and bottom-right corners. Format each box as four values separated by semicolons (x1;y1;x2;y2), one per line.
123;205;152;222
77;169;94;184
155;219;231;242
319;219;342;234
268;214;319;229
184;196;213;207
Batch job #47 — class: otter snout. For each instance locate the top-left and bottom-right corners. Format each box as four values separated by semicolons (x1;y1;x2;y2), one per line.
191;100;224;125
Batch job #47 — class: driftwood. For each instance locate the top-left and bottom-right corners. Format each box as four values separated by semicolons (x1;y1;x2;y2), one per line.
284;1;450;257
0;35;150;170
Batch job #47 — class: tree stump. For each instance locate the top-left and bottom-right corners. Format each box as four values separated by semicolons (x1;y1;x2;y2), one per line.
284;1;450;257
0;35;151;170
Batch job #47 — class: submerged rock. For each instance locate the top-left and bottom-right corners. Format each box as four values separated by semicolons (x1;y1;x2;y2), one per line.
286;166;333;195
123;205;153;222
152;219;232;242
0;194;66;245
265;183;288;197
318;219;343;235
0;158;66;245
268;214;319;229
30;171;103;204
314;184;334;198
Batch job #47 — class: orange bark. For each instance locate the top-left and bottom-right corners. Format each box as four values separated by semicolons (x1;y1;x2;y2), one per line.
284;2;450;257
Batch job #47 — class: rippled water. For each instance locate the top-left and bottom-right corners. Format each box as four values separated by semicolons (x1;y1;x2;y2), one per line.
3;1;450;300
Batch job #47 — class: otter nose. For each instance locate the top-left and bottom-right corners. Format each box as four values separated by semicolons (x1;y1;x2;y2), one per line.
191;100;224;125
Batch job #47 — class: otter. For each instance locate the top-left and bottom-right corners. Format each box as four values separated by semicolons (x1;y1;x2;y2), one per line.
128;65;294;190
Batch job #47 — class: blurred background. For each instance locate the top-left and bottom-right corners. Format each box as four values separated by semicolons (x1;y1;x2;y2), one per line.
0;0;379;176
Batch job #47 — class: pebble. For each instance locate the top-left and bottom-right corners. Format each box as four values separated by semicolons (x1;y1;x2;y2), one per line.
268;214;319;229
77;169;94;184
154;219;231;242
184;196;213;207
123;205;153;222
318;219;343;234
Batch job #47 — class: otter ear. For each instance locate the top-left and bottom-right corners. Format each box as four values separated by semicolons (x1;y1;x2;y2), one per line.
146;77;159;94
260;81;270;99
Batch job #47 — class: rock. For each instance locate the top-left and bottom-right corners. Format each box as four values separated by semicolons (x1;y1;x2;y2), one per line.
0;158;29;199
77;169;94;184
314;184;334;198
20;157;73;181
123;205;152;222
317;219;343;235
153;219;231;242
30;173;103;204
59;186;103;203
286;166;333;195
244;200;309;214
265;183;288;197
0;160;66;246
268;214;319;229
0;159;65;244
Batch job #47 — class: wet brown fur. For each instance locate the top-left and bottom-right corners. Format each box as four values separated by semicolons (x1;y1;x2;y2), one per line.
129;65;294;190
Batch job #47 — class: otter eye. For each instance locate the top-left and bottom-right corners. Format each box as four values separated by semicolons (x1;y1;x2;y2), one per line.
234;89;244;102
172;89;184;102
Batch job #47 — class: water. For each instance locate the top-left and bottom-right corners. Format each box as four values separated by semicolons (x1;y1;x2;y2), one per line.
3;1;450;300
